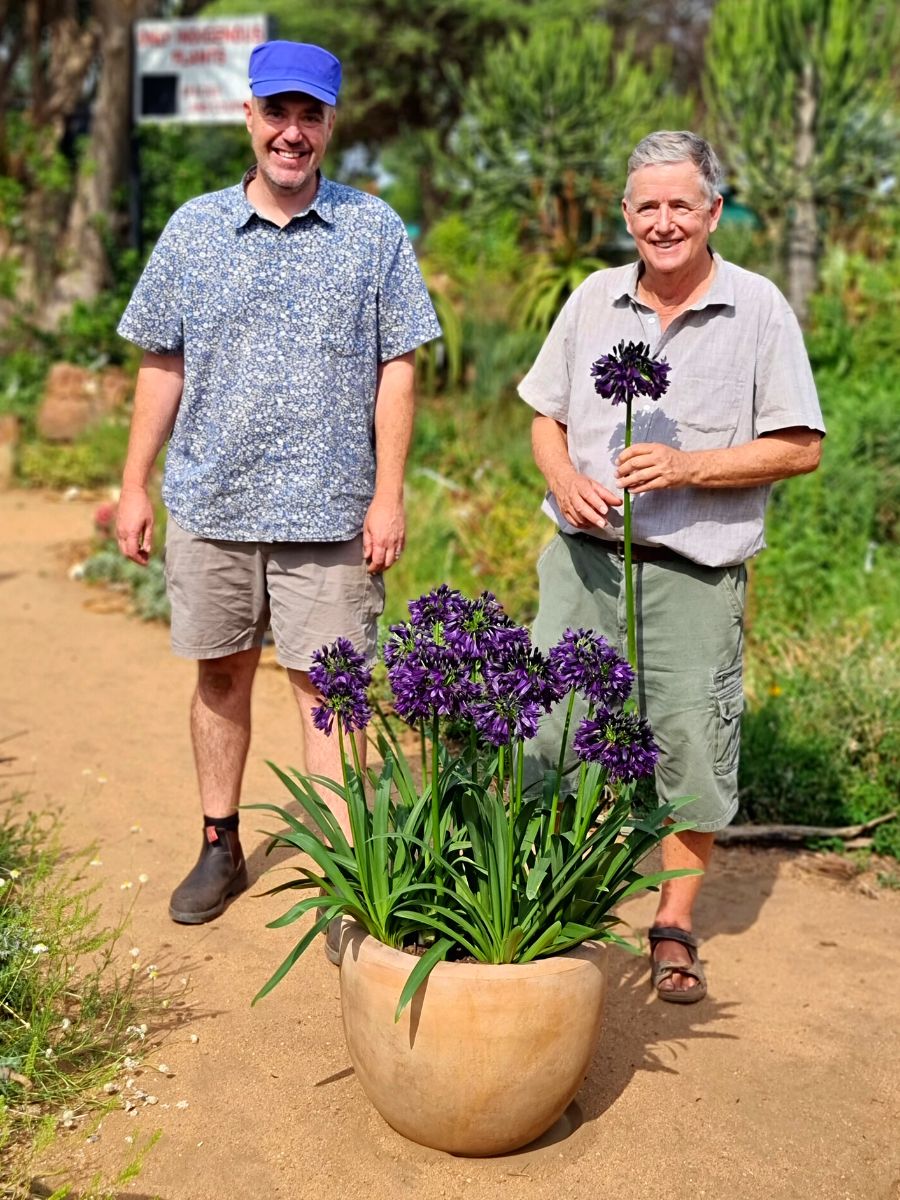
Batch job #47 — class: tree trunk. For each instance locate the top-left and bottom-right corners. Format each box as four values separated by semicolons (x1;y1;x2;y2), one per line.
787;56;818;326
48;0;144;318
6;1;96;311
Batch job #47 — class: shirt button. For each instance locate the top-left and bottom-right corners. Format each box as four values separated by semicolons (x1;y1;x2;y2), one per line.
648;315;657;323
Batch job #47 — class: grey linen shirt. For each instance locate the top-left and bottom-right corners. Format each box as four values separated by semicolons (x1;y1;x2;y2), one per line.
518;253;825;567
118;172;441;542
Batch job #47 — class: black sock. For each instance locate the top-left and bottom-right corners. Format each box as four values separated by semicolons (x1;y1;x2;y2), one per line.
203;813;239;832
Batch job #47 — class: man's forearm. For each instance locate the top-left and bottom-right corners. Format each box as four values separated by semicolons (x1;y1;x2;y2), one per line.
121;352;185;491
681;429;822;488
372;351;415;498
532;415;575;493
617;427;823;495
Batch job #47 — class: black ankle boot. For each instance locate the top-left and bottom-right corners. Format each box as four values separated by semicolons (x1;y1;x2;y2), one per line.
168;819;249;924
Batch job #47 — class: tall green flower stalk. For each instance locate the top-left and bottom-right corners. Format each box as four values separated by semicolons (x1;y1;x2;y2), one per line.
622;399;637;669
590;340;672;674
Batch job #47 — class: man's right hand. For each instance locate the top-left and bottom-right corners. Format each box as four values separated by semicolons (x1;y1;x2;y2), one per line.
553;469;623;529
116;486;154;565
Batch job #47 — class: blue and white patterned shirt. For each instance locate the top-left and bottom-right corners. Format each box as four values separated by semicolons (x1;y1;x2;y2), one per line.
118;172;441;541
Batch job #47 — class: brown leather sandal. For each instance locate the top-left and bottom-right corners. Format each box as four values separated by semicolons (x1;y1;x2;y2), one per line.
649;925;707;1004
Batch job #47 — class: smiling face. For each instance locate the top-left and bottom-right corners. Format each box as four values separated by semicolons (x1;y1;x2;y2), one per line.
622;161;723;284
243;92;335;204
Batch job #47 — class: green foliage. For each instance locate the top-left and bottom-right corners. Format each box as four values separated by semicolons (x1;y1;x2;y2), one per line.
450;22;694;256
513;254;606;332
205;0;601;152
739;239;899;851
748;246;899;640
137;124;251;246
740;626;900;856
53;276;142;371
416;288;464;395
18;422;131;491
81;549;170;624
0;798;154;1187
0;113;74;238
395;387;546;628
704;0;899;227
423;211;524;296
0;351;49;438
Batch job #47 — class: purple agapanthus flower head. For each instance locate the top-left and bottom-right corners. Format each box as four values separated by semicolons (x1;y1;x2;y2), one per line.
387;638;480;723
573;709;659;782
309;638;372;736
443;590;525;664
383;620;419;669
408;584;469;633
483;641;562;710
590;340;671;406
547;628;634;707
470;676;544;747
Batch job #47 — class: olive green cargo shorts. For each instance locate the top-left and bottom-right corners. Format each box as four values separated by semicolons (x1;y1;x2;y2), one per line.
528;532;746;833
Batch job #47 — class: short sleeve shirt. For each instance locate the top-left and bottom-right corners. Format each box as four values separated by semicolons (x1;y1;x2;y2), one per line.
518;253;825;567
118;173;442;542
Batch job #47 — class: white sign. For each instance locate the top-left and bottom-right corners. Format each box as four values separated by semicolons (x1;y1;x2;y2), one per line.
134;16;269;124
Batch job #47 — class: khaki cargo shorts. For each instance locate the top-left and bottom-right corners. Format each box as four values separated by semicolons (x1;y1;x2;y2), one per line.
527;532;746;833
164;519;384;671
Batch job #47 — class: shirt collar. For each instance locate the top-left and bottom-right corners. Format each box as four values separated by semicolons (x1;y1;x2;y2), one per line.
231;168;336;229
613;250;736;312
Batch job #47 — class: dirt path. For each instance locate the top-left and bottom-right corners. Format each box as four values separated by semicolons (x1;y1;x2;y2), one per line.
1;489;899;1200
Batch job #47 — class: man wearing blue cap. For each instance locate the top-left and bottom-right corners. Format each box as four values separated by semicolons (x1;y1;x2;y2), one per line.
115;41;441;930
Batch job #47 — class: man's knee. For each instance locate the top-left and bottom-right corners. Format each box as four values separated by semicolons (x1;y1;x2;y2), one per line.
197;651;258;698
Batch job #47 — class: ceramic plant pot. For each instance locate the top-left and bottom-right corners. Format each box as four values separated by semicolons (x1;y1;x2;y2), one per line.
337;921;607;1156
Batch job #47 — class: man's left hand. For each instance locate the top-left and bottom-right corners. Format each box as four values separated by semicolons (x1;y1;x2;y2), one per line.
363;495;405;573
616;442;692;493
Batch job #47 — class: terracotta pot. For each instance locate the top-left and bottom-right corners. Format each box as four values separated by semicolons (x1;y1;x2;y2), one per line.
338;921;607;1156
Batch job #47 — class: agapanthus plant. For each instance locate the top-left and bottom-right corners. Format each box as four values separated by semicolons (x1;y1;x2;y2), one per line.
590;340;671;671
252;588;695;1020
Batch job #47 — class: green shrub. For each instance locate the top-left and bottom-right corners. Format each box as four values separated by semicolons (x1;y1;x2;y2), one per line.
0;350;49;438
0;798;157;1188
737;240;899;852
81;548;170;623
740;625;900;855
17;422;130;491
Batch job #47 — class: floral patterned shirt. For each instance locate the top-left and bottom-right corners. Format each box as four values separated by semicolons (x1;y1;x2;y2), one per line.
118;172;441;541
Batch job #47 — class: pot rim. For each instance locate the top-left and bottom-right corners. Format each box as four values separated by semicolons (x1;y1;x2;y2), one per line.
341;920;607;979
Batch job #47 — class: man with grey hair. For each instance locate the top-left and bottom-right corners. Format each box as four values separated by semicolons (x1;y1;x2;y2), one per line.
520;130;824;1001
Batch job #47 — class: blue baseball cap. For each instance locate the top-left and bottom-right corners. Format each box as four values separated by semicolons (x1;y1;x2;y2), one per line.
248;40;342;105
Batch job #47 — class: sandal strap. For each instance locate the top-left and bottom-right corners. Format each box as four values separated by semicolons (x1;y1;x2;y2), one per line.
652;959;706;985
648;925;698;951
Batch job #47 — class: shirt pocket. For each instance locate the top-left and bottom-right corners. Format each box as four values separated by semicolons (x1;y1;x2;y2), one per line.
319;269;377;358
660;373;749;448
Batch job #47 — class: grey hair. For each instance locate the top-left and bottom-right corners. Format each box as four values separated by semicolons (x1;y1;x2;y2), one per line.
624;131;723;205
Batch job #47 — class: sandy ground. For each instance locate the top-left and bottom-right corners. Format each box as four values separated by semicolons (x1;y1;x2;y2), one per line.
1;488;899;1200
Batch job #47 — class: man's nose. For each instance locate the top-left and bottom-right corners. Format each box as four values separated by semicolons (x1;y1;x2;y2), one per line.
654;202;675;230
282;124;306;143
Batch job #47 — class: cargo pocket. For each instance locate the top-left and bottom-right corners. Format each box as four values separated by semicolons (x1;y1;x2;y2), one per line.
712;666;743;776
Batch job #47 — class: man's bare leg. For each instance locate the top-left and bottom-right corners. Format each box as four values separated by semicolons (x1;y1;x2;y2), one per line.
287;668;366;845
191;647;261;816
169;647;260;922
651;827;715;994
